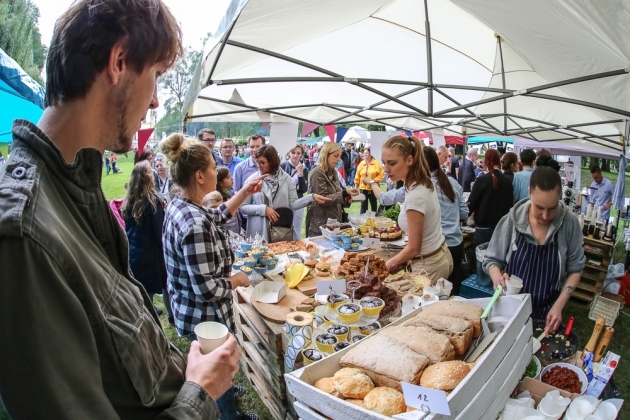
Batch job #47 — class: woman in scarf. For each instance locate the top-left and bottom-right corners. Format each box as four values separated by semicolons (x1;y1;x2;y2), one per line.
240;145;329;241
306;142;360;237
280;144;309;238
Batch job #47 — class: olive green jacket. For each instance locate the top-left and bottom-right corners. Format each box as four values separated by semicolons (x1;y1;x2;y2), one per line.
0;120;218;419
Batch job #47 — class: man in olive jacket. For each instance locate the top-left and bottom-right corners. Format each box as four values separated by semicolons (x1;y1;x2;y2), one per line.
0;1;239;419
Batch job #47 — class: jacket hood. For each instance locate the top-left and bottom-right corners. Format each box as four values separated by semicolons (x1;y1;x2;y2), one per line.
510;197;570;241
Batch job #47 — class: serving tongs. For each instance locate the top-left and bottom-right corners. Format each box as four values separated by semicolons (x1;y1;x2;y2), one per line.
464;285;502;362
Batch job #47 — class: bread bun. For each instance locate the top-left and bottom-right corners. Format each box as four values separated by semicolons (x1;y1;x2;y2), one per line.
420;360;471;391
314;377;345;399
315;262;331;277
333;367;374;399
363;387;406;416
305;259;318;269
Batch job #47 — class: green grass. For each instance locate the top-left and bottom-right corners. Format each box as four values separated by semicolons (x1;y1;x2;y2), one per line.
102;153;135;200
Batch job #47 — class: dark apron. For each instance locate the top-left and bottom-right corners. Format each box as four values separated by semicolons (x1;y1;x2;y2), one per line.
505;230;561;319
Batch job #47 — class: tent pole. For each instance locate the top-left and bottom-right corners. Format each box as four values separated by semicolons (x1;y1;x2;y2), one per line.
496;35;508;135
423;0;434;115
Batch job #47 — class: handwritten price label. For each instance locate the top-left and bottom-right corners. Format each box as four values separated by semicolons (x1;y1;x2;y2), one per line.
316;280;346;296
362;238;380;249
401;382;450;415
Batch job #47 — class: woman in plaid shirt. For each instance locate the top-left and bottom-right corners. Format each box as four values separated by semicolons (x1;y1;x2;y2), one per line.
161;133;265;338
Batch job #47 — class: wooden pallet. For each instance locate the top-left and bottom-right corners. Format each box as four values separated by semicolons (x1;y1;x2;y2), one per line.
233;287;298;419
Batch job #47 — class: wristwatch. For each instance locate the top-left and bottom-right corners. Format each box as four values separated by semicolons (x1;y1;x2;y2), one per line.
370;181;378;186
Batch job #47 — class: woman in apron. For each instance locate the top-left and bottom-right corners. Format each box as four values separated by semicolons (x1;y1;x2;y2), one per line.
483;166;585;333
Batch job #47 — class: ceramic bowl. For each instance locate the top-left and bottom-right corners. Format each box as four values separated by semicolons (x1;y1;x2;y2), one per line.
253;265;267;275
540;362;588;394
340;235;353;244
234;250;248;259
240;243;253;251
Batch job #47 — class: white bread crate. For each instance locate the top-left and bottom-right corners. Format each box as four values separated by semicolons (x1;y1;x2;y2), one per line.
284;295;532;419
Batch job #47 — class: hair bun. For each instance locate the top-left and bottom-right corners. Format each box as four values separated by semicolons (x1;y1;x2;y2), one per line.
160;133;186;163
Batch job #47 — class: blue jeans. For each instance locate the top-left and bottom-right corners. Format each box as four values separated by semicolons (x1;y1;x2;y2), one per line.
346;167;356;186
186;334;240;419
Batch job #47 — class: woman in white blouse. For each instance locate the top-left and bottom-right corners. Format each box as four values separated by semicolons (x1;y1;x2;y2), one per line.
381;135;453;281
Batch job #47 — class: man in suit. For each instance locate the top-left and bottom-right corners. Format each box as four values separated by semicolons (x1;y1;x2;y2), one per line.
458;147;478;192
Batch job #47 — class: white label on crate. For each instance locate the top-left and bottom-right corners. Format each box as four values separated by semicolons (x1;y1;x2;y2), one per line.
363;238;380;249
401;382;450;415
317;280;346;296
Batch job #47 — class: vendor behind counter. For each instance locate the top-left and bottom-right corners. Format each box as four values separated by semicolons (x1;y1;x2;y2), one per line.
483;166;585;333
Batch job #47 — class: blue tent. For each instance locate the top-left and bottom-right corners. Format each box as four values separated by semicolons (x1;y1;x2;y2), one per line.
0;48;45;144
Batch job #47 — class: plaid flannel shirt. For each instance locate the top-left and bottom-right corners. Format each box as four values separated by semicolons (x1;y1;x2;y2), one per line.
163;195;235;337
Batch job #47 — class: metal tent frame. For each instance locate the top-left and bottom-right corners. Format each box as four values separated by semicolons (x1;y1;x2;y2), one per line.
183;0;630;157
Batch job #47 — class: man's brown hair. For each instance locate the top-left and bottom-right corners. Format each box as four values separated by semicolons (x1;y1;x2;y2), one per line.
45;0;183;106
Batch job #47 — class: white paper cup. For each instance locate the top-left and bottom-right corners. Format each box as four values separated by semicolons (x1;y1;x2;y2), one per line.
194;322;229;354
506;275;524;295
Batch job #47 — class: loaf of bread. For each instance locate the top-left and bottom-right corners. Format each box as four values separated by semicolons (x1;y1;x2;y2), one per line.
420;360;471;391
420;301;483;337
378;325;455;363
339;335;430;391
402;313;473;355
363;387;407;416
333;367;374;399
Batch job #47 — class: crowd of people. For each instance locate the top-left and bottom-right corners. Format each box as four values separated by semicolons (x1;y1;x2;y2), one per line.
0;0;618;419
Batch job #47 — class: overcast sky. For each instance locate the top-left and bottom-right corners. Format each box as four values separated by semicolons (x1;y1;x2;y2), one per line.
31;0;230;51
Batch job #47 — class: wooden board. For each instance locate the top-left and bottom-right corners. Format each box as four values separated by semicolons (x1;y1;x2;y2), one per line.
250;287;310;324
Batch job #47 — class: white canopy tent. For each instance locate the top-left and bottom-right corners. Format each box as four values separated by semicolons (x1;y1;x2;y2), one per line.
182;0;630;157
339;126;370;143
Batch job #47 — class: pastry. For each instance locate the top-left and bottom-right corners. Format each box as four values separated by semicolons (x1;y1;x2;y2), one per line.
346;399;365;407
333;342;351;352
420;360;471;392
340;335;430;391
314;377;345;398
358;322;381;335
333;367;374;399
402;313;473;356
363;387;406;416
337;303;361;323
327;293;348;310
302;349;323;365
420;301;483;337
378;325;456;363
315;333;338;353
360;297;385;317
327;324;349;342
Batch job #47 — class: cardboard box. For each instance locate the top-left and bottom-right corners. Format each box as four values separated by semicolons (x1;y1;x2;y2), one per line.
285;295;533;419
514;377;580;405
252;281;286;304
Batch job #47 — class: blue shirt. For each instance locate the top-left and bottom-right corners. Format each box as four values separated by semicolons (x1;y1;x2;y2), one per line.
432;172;468;247
380;187;406;206
512;168;534;202
590;177;615;221
219;156;243;176
233;157;258;192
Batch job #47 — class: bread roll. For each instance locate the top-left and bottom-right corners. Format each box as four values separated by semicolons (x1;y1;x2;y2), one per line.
402;313;473;355
363;387;406;416
420;301;483;337
340;336;430;391
378;325;455;363
420;360;471;391
314;377;345;399
333;367;374;399
346;399;365;407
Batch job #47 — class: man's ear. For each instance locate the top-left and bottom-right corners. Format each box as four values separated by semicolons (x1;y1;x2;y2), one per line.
106;42;127;86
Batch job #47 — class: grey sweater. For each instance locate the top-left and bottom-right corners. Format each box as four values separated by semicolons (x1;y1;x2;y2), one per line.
483;198;585;285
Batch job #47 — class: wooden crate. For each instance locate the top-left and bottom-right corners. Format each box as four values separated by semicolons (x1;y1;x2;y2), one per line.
577;236;615;304
233;287;298;420
285;295;532;420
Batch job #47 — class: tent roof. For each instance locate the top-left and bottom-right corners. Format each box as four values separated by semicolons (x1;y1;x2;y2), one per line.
0;48;44;143
183;0;630;157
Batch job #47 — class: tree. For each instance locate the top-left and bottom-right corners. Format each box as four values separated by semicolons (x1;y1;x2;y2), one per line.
158;46;202;114
0;0;46;84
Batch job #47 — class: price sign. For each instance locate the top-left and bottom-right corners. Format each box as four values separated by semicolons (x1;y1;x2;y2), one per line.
362;238;380;249
401;382;450;415
316;280;346;296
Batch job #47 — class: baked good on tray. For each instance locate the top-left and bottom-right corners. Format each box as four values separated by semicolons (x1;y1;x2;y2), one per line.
363;387;406;417
420;300;483;337
420;360;471;393
333;367;374;399
402;313;473;356
340;335;430;391
378;325;456;363
314;377;345;398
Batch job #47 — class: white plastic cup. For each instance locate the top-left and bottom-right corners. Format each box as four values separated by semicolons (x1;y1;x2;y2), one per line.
506;275;524;295
593;401;617;420
194;321;229;354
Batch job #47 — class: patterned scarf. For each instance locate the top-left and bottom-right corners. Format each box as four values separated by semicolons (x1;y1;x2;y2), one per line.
263;169;281;198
